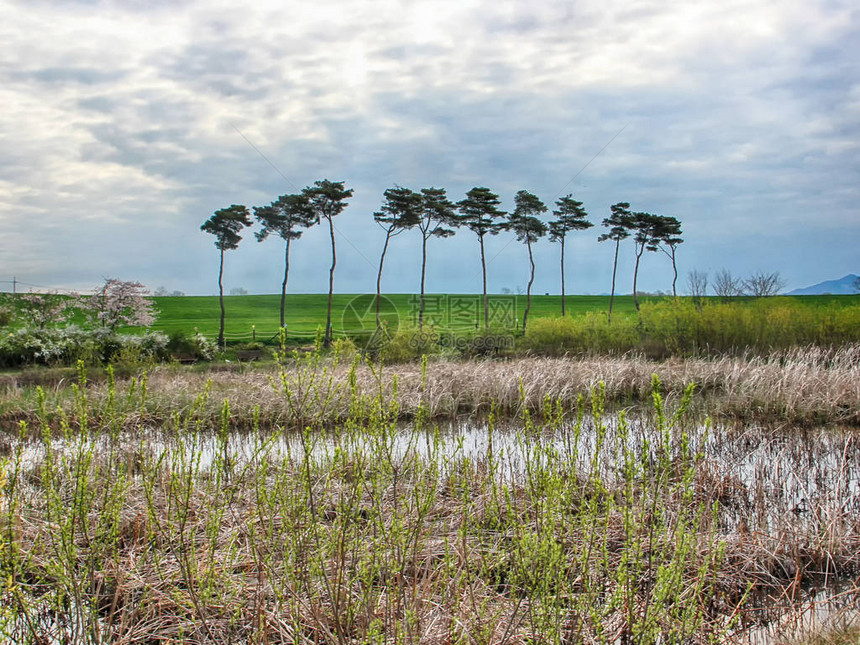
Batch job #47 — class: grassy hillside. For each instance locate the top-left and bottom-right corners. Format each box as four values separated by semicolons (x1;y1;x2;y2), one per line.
146;293;860;342
148;293;649;341
2;291;857;346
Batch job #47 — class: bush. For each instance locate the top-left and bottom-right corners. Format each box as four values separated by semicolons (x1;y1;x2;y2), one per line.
166;330;217;361
0;327;171;368
0;305;14;328
330;337;359;363
522;299;860;358
639;299;860;354
378;325;441;363
0;327;93;367
523;313;639;355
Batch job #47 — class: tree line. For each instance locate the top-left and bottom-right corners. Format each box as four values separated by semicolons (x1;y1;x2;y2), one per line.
201;180;684;345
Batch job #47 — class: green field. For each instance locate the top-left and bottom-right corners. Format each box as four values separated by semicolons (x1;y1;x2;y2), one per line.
148;293;646;341
147;293;860;343
3;291;857;348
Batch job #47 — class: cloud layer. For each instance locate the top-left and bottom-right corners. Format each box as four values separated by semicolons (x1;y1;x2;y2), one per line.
1;0;858;296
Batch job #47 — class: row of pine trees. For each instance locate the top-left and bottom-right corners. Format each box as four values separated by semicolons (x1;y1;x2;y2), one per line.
201;180;683;345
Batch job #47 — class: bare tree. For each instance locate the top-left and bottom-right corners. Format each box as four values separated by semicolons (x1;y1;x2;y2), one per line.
713;269;744;299
153;287;185;297
743;271;785;297
686;270;709;298
853;276;860;293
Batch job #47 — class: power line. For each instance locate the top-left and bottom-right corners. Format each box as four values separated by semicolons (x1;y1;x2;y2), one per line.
228;123;377;271
552;122;629;201
0;278;80;295
477;121;631;282
228;122;299;192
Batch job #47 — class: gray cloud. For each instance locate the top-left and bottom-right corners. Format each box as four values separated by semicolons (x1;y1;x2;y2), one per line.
0;0;857;297
13;67;129;85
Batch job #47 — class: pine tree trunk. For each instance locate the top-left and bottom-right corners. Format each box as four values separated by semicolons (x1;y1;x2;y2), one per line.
280;237;291;328
218;248;225;346
609;240;620;324
325;215;336;347
419;232;428;328
480;234;488;329
671;248;678;298
633;244;644;311
523;239;535;334
560;236;566;316
376;231;392;329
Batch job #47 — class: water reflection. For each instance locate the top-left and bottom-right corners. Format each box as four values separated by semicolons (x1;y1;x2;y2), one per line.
8;413;859;643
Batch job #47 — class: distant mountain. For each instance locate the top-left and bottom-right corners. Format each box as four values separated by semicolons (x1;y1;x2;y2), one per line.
787;274;859;296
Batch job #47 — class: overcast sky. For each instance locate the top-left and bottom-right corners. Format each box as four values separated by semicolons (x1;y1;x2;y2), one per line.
1;0;858;297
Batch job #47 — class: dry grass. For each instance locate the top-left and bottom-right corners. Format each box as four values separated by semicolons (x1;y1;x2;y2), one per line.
14;344;846;430
3;412;859;644
1;353;859;643
779;619;860;645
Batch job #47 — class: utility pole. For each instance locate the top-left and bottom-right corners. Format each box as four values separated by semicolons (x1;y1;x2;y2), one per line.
11;276;15;295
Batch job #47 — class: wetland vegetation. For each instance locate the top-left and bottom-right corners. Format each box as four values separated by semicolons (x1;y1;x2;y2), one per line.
1;339;858;644
1;292;859;643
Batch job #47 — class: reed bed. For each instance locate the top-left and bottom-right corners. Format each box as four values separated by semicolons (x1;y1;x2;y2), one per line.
3;344;856;432
784;622;860;644
0;356;858;644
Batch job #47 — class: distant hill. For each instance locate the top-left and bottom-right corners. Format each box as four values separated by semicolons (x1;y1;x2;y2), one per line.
787;274;859;296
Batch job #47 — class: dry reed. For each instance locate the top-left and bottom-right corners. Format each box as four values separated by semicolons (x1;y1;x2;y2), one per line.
1;360;858;643
2;344;848;431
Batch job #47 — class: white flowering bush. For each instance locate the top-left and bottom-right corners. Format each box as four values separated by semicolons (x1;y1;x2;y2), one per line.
0;327;76;366
0;327;170;368
191;333;217;360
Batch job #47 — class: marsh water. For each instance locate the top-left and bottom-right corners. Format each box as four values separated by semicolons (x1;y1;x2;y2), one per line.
7;412;860;643
15;414;860;532
18;413;860;516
